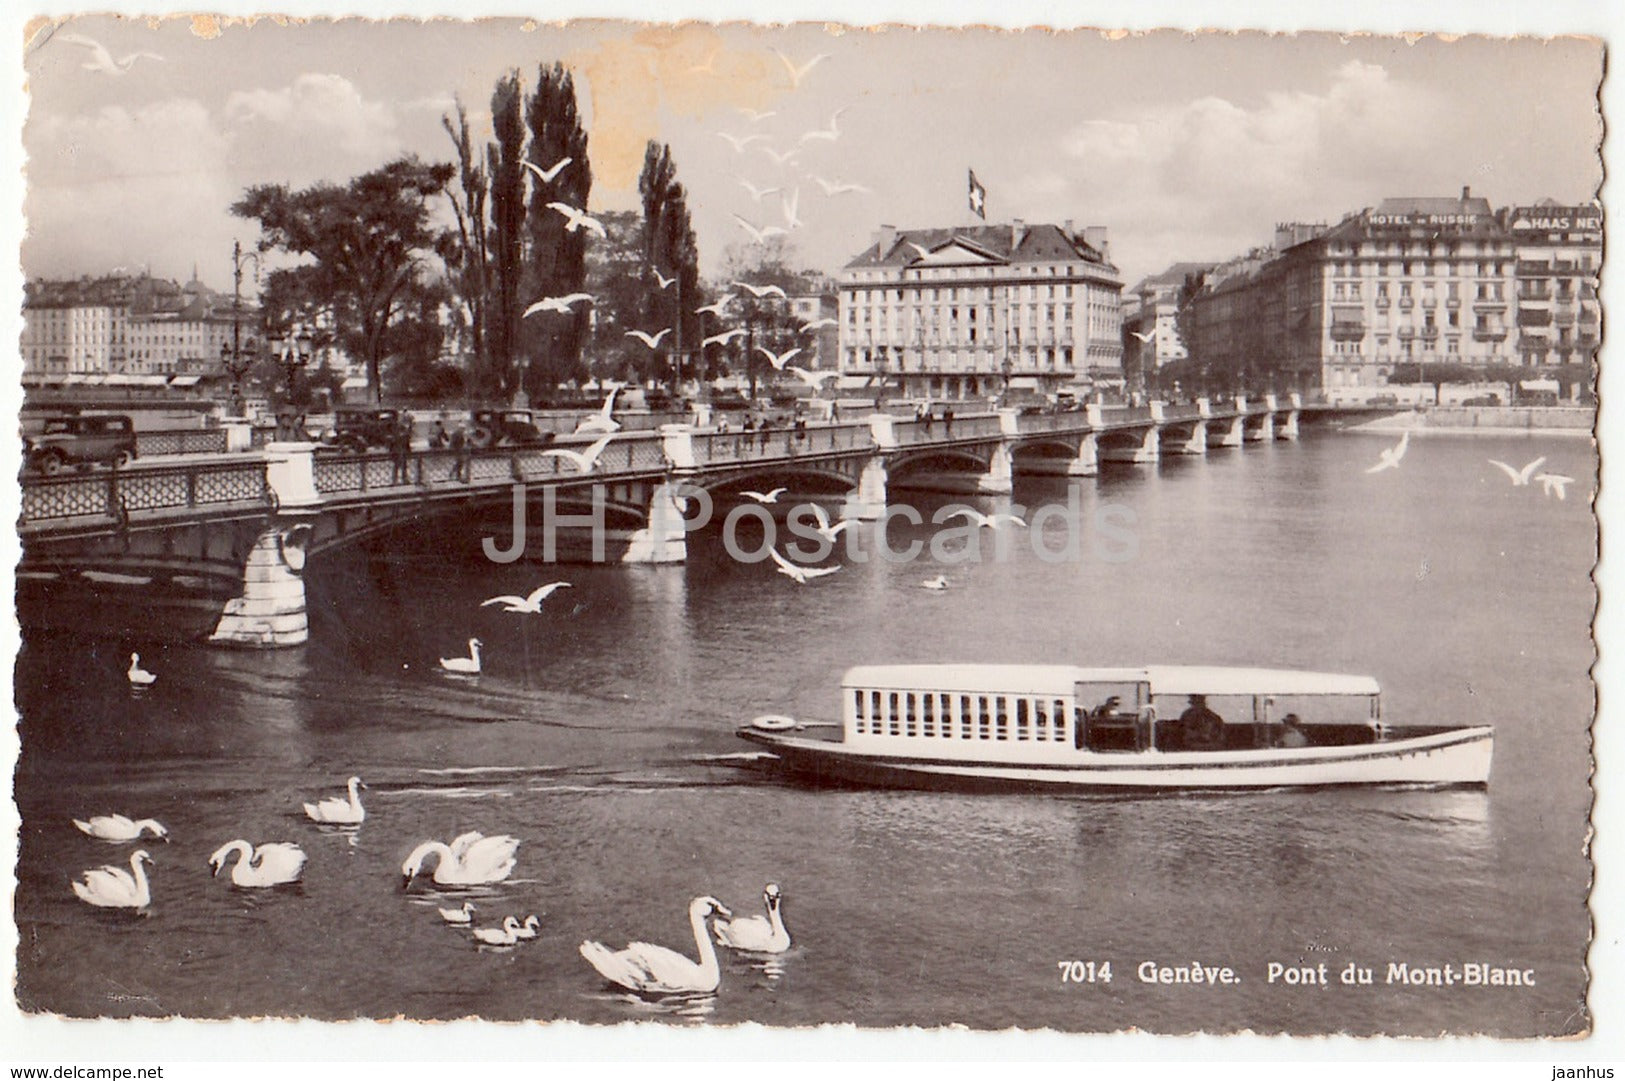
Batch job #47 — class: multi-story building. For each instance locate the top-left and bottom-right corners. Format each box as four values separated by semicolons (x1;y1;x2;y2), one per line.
786;280;839;370
1185;189;1528;396
1505;200;1602;373
22;271;258;387
837;219;1123;401
1122;261;1211;388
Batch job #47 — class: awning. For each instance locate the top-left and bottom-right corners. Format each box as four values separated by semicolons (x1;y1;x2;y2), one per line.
341;375;369;389
1520;378;1560;392
169;375;202;387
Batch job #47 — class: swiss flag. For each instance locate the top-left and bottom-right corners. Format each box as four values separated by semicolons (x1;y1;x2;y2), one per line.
968;169;987;220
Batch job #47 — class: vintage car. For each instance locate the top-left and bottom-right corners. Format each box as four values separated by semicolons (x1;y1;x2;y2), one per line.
25;413;138;474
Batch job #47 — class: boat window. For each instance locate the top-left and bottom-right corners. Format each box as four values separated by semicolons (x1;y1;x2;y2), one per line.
853;689;866;733
905;693;918;737
977;696;991;739
871;691;882;729
888;693;901;736
960;695;973;739
940;694;954;737
1033;700;1047;738
995;697;1009;741
1053;699;1068;741
922;693;935;737
1016;698;1030;740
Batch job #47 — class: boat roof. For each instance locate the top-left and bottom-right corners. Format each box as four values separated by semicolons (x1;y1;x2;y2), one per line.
842;664;1380;697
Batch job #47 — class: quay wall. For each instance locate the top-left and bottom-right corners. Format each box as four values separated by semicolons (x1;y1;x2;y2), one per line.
1352;406;1594;435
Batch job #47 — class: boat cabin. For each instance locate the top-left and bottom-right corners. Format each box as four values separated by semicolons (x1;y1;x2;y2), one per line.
841;664;1384;756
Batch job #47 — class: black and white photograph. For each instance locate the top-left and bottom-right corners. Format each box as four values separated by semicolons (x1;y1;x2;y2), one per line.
2;0;1614;1065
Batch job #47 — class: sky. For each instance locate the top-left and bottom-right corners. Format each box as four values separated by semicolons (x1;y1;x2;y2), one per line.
17;16;1605;296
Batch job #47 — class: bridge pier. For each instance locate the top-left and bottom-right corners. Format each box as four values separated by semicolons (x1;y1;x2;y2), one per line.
1277;392;1301;441
1169;421;1208;455
622;481;691;564
1066;433;1099;477
846;455;890;520
1246;397;1276;442
209;442;320;648
1214;398;1246;448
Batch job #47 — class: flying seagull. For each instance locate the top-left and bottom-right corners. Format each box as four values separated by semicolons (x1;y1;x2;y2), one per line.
695;296;735;317
1364;431;1410;474
651;268;677;290
60;33;163;76
625;328;672;349
780;187;802;230
522;157;572;183
547;202;607;237
756;346;801;371
944;508;1027;529
741;487;787;504
787;365;839;390
1535;472;1575;500
811;175;871;196
702;328;747;348
773;49;830;87
541;434;617;474
481;582;572;614
732;216;787;244
523;293;594;317
738;178;781;203
1488;456;1547;486
1130;330;1156;343
797;109;846;145
734;281;788;299
768;547;841;584
717;131;768;153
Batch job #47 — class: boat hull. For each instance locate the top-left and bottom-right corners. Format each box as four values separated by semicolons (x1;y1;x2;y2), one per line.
735;725;1494;793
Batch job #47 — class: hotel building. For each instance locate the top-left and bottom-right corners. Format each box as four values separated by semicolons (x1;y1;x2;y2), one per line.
837;220;1124;401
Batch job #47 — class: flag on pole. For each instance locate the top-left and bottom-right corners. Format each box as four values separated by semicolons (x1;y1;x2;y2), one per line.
968;169;987;220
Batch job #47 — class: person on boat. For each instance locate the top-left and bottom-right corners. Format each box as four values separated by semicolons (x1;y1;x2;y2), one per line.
1177;694;1225;750
1275;713;1309;749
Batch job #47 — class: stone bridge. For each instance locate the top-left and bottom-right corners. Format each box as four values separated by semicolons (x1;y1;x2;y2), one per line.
18;394;1327;648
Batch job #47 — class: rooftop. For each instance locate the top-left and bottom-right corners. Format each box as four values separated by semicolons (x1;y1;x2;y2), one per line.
845;222;1115;272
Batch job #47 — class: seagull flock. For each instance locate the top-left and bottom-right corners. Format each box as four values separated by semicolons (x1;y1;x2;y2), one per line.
1364;431;1576;500
68;766;793;995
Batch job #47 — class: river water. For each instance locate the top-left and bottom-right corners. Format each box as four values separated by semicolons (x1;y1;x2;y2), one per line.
12;425;1596;1036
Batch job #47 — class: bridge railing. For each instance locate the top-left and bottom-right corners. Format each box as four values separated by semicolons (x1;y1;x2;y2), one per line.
893;413;1003;445
20;459;270;525
309;433;671;496
692;422;873;465
1014;412;1091;435
1160;404;1204;422
1097;405;1154;425
135;428;230;457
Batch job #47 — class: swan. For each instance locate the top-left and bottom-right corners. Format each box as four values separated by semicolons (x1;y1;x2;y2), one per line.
72;850;154;909
73;814;168;842
127;653;156;686
472;916;524;946
514;914;541;940
714;883;791;953
402;831;520;887
303;775;365;824
921;575;949;591
580;896;733;996
439;901;475;925
440;639;482;675
209;840;307;887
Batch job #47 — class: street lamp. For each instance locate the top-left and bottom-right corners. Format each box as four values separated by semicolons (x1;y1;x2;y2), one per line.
271;326;315;397
222;239;261;415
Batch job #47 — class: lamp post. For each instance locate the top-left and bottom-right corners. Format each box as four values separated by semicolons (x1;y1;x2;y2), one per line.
221;240;261;416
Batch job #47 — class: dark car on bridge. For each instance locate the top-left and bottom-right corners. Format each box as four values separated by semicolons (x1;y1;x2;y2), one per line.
326;408;402;452
25;413;137;474
470;409;556;449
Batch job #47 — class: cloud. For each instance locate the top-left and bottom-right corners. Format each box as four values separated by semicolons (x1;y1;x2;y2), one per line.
1040;60;1444;282
23;98;239;280
225;73;404;178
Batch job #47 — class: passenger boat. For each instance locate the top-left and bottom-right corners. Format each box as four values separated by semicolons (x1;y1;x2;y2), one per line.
737;664;1493;792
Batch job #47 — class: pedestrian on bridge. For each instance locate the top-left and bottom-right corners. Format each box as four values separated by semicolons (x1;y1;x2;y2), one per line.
391;414;413;485
449;425;470;482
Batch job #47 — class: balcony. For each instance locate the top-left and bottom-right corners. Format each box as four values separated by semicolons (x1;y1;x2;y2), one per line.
1473;327;1509;342
1374;297;1390;309
1473;298;1508;311
1398;298;1414;310
1518;309;1552;327
1554;311;1576;328
1397;326;1417;339
1516;261;1552;277
1329;321;1366;342
1419;325;1439;339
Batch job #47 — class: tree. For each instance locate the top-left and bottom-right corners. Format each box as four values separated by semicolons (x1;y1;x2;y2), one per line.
718;239;820;399
233;156;455;403
440;99;491;395
582;210;656;382
485;72;526;402
637;141;702;390
522;62;593;396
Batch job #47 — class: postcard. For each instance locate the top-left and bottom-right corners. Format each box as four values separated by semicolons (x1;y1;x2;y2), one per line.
4;1;1611;1064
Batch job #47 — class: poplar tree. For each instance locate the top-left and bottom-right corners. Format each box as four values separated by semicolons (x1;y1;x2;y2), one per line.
522;62;592;396
486;72;526;401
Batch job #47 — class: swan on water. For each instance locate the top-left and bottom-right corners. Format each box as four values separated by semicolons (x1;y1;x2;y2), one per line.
920;575;949;591
72;850;154;909
579;896;733;996
714;883;791;953
472;916;524;946
127;653;156;687
401;831;520;887
439;639;482;675
73;814;168;842
514;914;541;940
303;776;366;825
439;901;476;925
208;840;308;887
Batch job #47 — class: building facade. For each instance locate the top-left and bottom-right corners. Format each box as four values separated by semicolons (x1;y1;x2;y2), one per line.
1506;201;1602;372
1122;261;1211;388
1182;189;1559;397
838;220;1123;401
